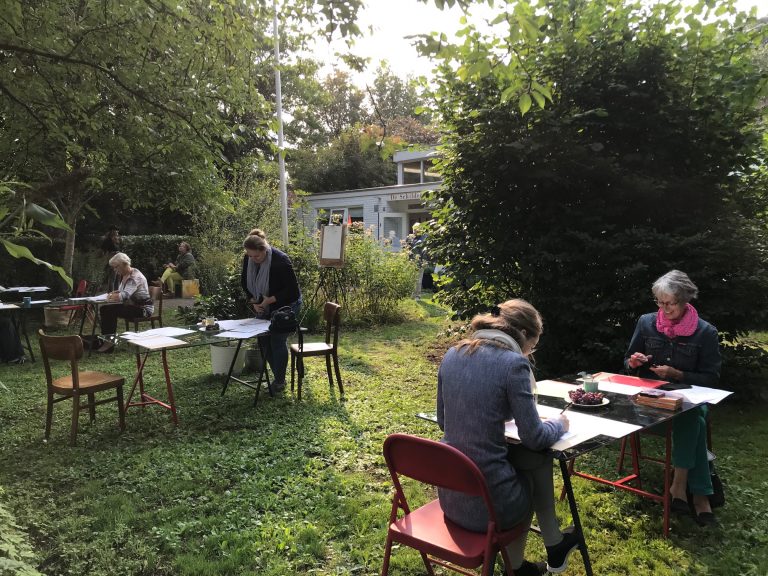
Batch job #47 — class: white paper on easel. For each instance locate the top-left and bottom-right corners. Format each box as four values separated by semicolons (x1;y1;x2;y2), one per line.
321;226;343;259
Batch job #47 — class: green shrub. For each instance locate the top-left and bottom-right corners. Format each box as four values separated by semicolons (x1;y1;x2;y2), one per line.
339;223;418;324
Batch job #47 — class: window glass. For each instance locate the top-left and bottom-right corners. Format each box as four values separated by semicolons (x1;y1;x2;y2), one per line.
402;161;422;184
423;159;441;182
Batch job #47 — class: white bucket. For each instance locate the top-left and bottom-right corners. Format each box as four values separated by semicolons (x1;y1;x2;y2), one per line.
210;343;245;376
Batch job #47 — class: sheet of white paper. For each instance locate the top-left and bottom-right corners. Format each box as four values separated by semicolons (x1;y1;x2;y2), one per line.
321;225;343;259
591;381;648;396
0;304;19;310
130;336;187;350
86;293;110;302
537;404;641;439
214;327;268;339
136;327;194;337
536;380;576;399
31;300;51;305
674;386;732;405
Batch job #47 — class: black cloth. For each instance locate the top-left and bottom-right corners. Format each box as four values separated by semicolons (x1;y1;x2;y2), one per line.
240;248;301;309
99;303;149;334
0;317;24;363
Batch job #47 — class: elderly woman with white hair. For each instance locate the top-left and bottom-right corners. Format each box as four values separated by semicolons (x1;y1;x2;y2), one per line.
624;269;721;526
96;252;153;353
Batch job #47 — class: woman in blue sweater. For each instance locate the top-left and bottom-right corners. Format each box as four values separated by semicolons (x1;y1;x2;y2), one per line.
437;299;578;576
624;270;721;526
241;229;302;391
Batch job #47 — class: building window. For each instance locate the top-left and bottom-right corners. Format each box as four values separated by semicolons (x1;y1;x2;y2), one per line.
317;207;364;227
423;159;441;182
402;159;440;184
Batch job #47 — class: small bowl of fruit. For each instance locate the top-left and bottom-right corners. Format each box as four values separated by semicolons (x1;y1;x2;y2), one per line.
567;388;608;408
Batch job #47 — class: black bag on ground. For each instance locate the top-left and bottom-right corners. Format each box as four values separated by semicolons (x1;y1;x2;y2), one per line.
709;461;725;508
269;306;298;333
0;317;24;362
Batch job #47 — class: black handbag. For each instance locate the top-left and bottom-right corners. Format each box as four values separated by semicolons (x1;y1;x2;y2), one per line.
269;305;298;333
709;462;725;508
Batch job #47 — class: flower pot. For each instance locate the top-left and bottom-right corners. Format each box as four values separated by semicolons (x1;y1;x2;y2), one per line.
210;342;245;376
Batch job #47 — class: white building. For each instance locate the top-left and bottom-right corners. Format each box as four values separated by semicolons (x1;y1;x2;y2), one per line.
298;148;440;250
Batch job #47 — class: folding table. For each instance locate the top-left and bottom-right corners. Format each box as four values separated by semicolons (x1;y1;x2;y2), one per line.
117;319;271;424
419;373;732;576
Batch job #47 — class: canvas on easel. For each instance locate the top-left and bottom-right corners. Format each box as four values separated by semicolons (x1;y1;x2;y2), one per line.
319;225;347;268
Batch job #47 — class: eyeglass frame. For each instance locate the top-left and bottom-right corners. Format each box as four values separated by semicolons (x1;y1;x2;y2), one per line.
653;297;681;308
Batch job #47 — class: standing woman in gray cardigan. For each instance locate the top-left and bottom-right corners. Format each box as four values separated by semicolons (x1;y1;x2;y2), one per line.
437;299;579;575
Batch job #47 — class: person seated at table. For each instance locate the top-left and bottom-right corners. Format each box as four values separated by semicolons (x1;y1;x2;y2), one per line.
240;228;301;392
155;241;197;296
0;317;25;364
437;299;579;576
624;269;721;526
96;253;154;353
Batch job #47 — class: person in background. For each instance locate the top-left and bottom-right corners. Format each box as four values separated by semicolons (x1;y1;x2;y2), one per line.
404;222;427;298
0;317;25;364
437;299;579;576
240;229;301;392
624;269;721;526
155;241;197;297
96;253;153;353
100;226;122;291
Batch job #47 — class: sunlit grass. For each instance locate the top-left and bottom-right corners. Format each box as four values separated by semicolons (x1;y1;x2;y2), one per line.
0;299;766;575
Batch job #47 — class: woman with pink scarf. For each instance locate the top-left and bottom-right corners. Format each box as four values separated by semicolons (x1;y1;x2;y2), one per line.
624;270;721;526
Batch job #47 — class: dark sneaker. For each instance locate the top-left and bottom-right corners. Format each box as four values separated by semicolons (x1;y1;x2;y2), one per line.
696;512;718;527
514;559;547;576
272;380;286;393
8;356;26;365
546;530;580;573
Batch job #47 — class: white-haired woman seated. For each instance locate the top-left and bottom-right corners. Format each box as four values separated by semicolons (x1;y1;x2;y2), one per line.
624;269;721;526
96;252;153;353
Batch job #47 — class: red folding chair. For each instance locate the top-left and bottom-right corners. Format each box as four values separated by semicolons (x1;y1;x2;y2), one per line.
49;280;89;329
381;433;530;576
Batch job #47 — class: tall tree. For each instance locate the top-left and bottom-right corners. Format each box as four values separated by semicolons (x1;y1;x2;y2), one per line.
0;0;362;274
421;0;768;375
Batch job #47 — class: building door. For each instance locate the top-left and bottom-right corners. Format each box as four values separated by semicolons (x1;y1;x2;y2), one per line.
382;213;406;250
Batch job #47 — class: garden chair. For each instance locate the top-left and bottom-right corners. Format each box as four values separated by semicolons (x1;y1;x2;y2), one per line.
290;302;342;400
381;433;530;576
125;290;163;331
38;329;125;445
46;279;88;329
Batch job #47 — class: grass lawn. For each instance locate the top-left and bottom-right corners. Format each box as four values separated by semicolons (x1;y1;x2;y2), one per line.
0;298;767;575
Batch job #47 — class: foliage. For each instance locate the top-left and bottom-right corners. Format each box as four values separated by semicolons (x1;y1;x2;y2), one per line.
0;489;43;576
178;266;251;324
338;222;418;324
0;0;363;275
0;306;767;576
289;127;401;193
0;181;72;289
422;0;768;377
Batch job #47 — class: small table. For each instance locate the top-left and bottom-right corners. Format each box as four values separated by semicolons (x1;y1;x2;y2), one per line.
117;319;271;424
0;299;52;361
420;373;732;576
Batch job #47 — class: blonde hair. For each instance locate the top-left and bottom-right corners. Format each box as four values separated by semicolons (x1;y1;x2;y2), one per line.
456;298;543;355
243;228;269;251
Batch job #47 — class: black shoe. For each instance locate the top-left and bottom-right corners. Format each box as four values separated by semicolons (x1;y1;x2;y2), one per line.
546;531;580;573
671;497;691;515
8;356;26;365
696;512;718;527
514;560;547;576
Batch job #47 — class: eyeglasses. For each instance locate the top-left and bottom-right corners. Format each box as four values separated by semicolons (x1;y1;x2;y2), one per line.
654;298;679;308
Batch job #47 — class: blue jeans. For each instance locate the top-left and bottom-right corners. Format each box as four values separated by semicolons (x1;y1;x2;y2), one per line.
261;299;301;385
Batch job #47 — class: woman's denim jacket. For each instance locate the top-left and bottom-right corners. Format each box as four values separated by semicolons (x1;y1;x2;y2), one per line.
623;312;721;387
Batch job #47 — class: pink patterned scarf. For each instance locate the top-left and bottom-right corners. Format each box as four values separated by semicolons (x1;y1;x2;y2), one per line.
656;303;699;338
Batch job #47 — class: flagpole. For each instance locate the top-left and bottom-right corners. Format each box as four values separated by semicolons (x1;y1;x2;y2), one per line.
273;0;289;246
